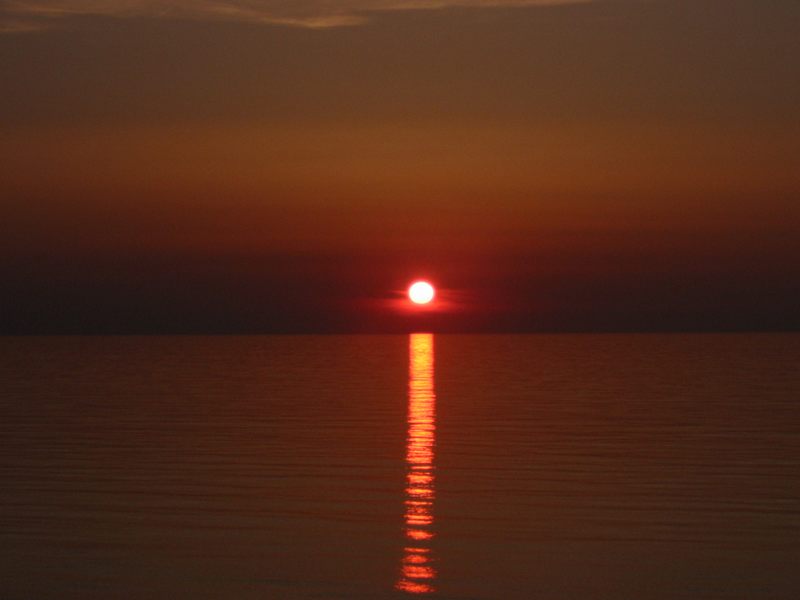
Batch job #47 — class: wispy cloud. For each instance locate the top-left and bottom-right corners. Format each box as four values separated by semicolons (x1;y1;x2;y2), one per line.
0;0;592;32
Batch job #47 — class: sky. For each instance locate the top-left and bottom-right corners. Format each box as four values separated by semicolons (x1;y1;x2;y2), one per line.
1;0;799;332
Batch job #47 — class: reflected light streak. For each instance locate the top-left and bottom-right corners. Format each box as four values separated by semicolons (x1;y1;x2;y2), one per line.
396;333;437;595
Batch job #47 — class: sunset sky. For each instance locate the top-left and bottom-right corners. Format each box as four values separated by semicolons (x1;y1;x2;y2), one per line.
2;0;799;332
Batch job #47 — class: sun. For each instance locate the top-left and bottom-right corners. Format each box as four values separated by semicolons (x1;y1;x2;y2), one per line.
408;281;435;305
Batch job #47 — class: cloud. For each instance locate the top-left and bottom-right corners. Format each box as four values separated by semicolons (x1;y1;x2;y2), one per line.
0;0;592;32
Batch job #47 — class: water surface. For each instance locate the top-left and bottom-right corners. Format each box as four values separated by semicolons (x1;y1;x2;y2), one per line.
1;334;799;598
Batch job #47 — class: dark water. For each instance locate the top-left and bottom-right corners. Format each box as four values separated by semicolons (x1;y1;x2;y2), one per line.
1;334;799;599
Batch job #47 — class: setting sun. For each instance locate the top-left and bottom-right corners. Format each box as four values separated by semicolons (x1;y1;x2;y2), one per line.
408;281;435;305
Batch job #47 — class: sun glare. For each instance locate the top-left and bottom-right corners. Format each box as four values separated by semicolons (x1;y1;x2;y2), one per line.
408;281;435;305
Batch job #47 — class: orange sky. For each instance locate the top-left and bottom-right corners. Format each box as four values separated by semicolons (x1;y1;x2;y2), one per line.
1;0;799;331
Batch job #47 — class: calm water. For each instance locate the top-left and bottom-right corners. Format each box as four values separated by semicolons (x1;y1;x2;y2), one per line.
1;334;799;599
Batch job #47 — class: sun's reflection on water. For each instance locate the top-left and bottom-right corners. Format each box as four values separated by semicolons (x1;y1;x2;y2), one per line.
396;333;437;595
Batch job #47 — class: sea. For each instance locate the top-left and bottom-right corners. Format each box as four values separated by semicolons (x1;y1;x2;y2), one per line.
1;334;798;599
